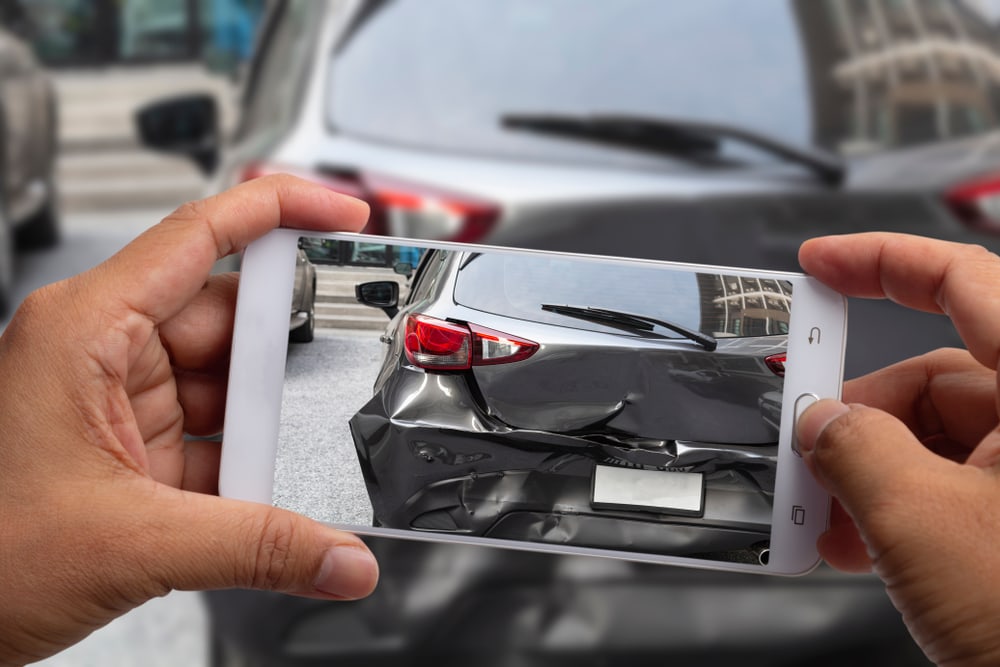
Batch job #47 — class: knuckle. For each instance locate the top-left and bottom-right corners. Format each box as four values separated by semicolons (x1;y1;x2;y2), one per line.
164;198;209;224
247;511;305;592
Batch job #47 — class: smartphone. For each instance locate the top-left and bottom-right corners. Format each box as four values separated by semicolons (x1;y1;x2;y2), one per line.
221;230;846;575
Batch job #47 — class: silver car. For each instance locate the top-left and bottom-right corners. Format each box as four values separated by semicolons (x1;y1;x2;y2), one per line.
141;0;1000;379
0;20;59;313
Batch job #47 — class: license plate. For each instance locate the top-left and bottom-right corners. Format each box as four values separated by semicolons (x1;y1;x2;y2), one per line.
591;465;705;517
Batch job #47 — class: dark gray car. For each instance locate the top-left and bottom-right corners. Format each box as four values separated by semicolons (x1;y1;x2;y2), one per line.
353;248;788;565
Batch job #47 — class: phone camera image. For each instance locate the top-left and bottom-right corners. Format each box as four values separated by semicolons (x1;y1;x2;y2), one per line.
273;237;792;567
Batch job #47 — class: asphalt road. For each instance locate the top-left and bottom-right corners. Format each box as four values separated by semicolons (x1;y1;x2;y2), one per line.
275;329;384;526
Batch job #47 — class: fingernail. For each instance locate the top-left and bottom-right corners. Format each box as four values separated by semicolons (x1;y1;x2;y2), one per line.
796;399;851;454
314;546;379;599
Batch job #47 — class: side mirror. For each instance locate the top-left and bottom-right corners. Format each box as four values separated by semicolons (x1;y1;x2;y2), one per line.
135;94;220;175
356;281;399;319
393;262;413;278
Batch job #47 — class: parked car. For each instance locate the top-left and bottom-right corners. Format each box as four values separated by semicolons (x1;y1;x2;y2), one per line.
134;0;980;663
0;18;60;314
289;243;316;342
351;247;786;565
139;0;1000;380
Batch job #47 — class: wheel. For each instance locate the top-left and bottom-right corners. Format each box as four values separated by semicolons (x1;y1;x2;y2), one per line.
15;100;60;250
15;185;60;249
289;306;315;343
289;277;316;343
209;632;246;667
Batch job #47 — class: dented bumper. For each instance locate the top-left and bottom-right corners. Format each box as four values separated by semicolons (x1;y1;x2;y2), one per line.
349;368;777;562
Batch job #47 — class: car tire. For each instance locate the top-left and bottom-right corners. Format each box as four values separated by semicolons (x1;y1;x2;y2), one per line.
290;307;315;343
16;184;60;249
289;278;316;343
209;632;243;667
15;101;60;250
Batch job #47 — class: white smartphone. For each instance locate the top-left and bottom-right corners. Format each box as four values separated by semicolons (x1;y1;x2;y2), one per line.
221;230;846;576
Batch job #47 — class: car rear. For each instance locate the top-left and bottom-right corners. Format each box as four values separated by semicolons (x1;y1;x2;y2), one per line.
215;0;1000;379
351;249;788;564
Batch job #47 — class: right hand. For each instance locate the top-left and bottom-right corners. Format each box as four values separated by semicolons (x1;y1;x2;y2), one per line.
797;233;1000;666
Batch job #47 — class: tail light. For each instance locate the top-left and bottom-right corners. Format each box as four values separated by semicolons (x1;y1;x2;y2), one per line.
238;162;499;243
404;314;538;370
765;353;786;377
945;173;1000;233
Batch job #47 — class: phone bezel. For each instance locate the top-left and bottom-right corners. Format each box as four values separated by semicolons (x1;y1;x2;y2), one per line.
221;229;845;576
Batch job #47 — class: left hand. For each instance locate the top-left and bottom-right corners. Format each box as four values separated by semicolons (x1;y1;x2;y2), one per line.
0;175;379;666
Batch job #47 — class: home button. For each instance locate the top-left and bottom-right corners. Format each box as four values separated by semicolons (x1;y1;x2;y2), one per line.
791;393;820;456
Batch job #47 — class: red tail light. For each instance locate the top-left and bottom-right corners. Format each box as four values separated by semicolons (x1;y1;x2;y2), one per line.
403;314;538;370
238;162;499;243
946;173;1000;233
405;315;471;370
765;353;786;377
468;323;540;366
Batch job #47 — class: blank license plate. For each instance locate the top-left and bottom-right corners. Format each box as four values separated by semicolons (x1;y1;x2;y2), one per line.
591;465;705;517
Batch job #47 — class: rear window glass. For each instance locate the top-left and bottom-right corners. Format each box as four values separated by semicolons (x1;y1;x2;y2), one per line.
327;0;1000;163
452;253;791;338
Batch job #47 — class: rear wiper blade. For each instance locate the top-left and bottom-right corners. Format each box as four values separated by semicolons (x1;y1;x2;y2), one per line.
541;304;717;351
459;252;482;271
502;113;845;187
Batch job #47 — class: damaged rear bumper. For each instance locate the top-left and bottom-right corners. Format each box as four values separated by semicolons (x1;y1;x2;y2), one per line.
349;372;778;563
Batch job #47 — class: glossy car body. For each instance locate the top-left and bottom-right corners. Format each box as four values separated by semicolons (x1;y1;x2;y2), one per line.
0;20;59;313
352;248;787;563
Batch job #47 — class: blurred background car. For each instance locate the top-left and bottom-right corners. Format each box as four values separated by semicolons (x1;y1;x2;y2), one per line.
138;0;1000;381
0;5;58;314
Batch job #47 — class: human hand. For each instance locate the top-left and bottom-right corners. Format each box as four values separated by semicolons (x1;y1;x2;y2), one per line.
0;175;379;666
797;233;1000;666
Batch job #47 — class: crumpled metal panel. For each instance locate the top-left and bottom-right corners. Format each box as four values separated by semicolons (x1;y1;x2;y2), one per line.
471;336;785;444
349;366;776;561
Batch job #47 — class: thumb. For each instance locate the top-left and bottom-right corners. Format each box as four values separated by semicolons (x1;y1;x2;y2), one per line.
139;490;379;600
795;400;935;505
794;399;944;569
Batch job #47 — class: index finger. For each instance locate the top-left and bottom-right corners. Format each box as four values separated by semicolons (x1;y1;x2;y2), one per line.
92;174;370;324
799;232;1000;370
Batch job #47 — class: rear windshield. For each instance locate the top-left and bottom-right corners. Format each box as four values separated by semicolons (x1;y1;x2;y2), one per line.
452;253;791;338
327;0;1000;163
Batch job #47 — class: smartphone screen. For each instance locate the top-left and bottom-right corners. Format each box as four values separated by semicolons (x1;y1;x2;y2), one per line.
272;236;794;567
